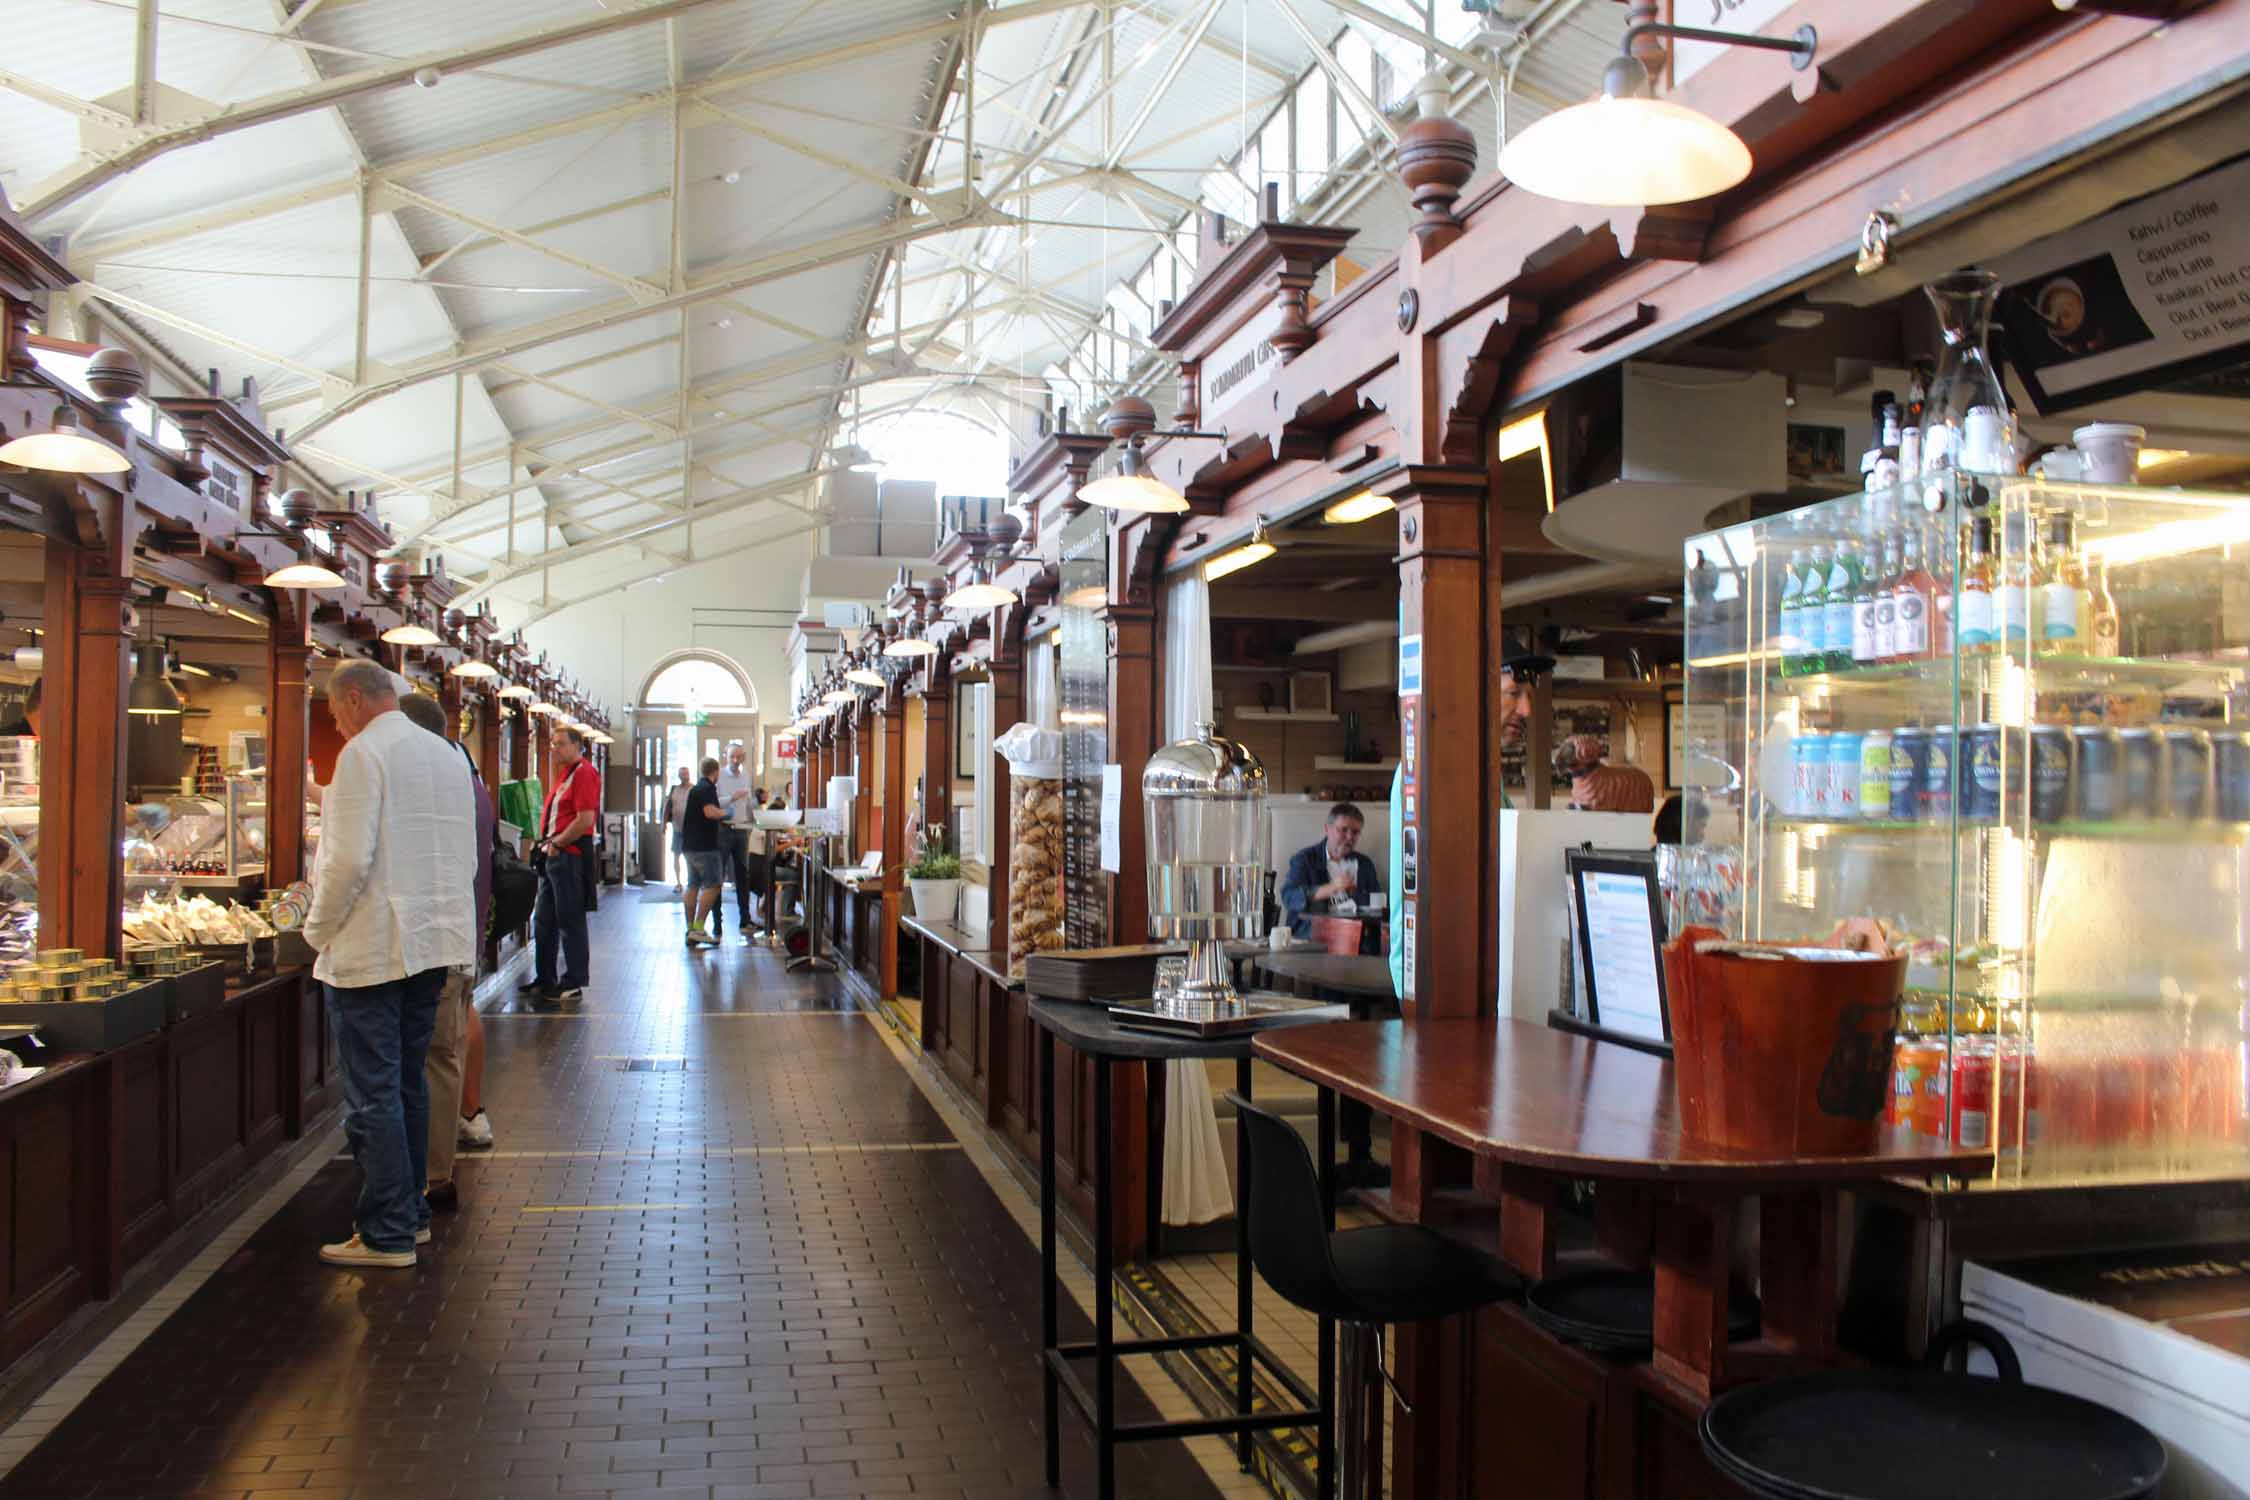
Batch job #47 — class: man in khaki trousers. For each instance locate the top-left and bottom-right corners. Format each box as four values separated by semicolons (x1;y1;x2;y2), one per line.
398;695;495;1213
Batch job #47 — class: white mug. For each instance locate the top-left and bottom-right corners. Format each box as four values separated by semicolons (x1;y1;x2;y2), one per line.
1268;926;1289;951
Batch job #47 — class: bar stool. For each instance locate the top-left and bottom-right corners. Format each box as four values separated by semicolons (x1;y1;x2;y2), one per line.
1230;1094;1519;1500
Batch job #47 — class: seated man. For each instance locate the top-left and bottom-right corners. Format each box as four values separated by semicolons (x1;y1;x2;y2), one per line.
1279;802;1383;954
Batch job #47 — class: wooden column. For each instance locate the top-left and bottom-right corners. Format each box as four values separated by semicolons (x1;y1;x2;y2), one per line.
479;698;504;794
850;708;873;856
984;613;1025;958
39;525;131;957
1374;465;1490;1021
1100;600;1158;944
879;688;907;999
265;598;314;888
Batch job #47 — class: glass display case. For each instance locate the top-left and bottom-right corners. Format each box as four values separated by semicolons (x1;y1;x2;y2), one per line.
1683;471;2250;1187
129;776;267;887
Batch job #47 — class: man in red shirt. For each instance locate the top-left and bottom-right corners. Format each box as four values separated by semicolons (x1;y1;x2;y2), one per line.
519;725;600;1008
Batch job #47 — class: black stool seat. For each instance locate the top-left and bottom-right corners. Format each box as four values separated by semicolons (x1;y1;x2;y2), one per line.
1526;1267;1759;1357
1701;1323;2167;1500
1331;1224;1520;1325
1230;1093;1520;1324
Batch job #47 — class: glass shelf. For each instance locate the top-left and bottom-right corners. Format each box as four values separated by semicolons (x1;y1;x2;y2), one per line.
1768;816;2250;843
1762;653;2245;694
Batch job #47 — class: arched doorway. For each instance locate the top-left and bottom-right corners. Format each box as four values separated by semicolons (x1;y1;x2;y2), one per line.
631;650;761;883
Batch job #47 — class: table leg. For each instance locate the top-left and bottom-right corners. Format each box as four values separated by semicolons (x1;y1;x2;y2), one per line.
1234;1055;1253;1471
1040;1027;1059;1489
1317;1086;1336;1500
1094;1055;1115;1500
1651;1196;1732;1397
1759;1189;1838;1361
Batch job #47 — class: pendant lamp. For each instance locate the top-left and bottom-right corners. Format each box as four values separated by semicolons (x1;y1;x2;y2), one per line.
265;559;346;589
498;683;533;701
0;404;130;474
1078;445;1188;514
128;645;184;717
450;658;498;679
884;636;937;658
1203;518;1276;583
845;666;887;688
381;622;442;646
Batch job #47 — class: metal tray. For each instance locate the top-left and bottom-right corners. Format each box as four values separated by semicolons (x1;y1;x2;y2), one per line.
1105;993;1351;1038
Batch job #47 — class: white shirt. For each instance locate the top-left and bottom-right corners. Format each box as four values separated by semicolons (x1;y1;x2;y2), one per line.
303;709;478;989
665;782;691;826
716;763;753;826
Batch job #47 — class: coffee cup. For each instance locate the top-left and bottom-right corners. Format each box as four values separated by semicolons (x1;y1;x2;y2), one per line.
2073;422;2144;485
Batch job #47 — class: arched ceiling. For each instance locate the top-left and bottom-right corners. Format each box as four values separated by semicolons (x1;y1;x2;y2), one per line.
1;0;1617;628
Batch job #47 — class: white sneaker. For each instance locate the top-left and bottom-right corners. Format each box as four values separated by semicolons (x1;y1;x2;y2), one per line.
416;1227;432;1245
319;1234;414;1268
458;1109;494;1150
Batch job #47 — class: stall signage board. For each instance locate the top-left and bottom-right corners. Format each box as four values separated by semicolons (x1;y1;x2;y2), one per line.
1398;633;1422;697
1996;154;2250;411
1201;306;1283;425
1059;507;1110;948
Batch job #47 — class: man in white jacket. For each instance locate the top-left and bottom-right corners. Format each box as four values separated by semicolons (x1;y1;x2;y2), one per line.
302;660;476;1268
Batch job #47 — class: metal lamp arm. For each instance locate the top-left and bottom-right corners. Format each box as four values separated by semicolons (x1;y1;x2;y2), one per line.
1622;20;1818;70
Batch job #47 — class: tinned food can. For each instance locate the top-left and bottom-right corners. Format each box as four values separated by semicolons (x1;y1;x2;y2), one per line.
1888;728;1928;822
2029;725;2073;825
2162;726;2212;821
1963;723;2023;824
2071;727;2122;822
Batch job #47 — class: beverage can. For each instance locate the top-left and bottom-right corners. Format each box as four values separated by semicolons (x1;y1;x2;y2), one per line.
1792;732;1827;817
1886;1039;1916;1130
1858;731;1893;820
1924;725;1957;822
1827;732;1864;820
1888;728;1928;821
2118;728;2162;818
2210;729;2250;823
2071;727;2122;822
1951;1044;1994;1150
2093;1054;2152;1149
2161;726;2211;821
1901;1040;1949;1139
2029;725;2072;825
1963;723;2022;824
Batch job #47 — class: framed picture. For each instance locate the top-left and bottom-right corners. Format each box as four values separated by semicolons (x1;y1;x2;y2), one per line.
1289;671;1332;715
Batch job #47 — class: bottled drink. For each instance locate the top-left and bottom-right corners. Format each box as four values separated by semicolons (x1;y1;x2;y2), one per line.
1997;509;2034;651
1929;520;1958;657
1851;528;1884;667
1892;529;1936;661
1959;515;1997;652
1778;548;1808;677
2038;511;2091;655
1824;538;1861;673
1871;537;1901;662
1802;544;1832;675
2089;555;2122;657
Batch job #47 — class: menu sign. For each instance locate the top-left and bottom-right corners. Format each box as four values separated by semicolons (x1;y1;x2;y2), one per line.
1995;155;2250;411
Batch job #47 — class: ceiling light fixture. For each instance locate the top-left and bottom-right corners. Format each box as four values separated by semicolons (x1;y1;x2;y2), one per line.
128;646;184;717
884;636;938;658
263;560;346;589
0;404;131;474
381;622;442;646
450;659;499;679
1078;444;1188;514
529;699;558;716
823;688;857;706
1498;22;1819;207
845;665;887;687
498;683;533;701
1203;518;1276;583
1321;489;1395;526
944;574;1019;610
1497;409;1556;512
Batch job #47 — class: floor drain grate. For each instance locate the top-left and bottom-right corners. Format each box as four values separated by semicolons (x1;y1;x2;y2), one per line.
615;1057;692;1072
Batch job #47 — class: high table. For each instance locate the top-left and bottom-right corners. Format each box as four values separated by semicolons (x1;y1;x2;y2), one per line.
1254;1018;1991;1399
1249;953;1397;1181
1031;997;1350;1500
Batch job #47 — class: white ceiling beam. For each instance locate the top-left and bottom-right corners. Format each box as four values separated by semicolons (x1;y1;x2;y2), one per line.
375;181;669;304
131;0;159;127
291;208;1011;441
697;98;937;208
1271;0;1400;148
504;512;829;631
0;70;133;129
1327;0;1504;89
23;0;745;222
1105;0;1226;171
80;281;347;392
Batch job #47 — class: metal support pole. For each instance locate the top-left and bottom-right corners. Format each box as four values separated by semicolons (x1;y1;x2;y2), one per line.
1040;1025;1060;1488
1317;1085;1337;1500
1235;1054;1253;1470
1094;1055;1116;1500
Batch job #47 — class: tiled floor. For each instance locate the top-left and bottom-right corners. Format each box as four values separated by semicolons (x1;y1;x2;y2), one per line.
0;898;1227;1500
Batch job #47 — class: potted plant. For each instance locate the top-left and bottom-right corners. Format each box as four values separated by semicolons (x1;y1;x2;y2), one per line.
905;826;962;925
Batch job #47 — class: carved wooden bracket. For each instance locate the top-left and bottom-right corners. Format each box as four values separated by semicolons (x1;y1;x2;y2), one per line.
1439;296;1541;468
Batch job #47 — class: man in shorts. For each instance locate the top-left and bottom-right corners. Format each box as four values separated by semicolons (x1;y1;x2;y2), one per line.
681;758;727;947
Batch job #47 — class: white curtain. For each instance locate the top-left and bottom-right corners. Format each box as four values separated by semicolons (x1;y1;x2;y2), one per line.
1158;571;1233;1227
1027;638;1060;733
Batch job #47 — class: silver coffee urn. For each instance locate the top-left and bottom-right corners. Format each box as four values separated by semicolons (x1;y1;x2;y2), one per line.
1142;720;1268;1008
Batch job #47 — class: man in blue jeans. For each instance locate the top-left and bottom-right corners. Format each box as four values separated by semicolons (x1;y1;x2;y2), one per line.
522;723;600;1008
302;662;477;1268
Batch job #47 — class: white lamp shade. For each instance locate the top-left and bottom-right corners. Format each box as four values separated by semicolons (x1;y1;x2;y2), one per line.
844;668;886;687
0;415;130;475
944;580;1019;610
264;561;347;589
450;659;498;679
1079;471;1188;514
883;637;938;658
1498;95;1752;207
498;683;533;700
381;623;442;646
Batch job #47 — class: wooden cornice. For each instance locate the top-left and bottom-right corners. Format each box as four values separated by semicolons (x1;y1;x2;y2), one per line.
1151;220;1356;362
1006;429;1112;501
0;188;75;300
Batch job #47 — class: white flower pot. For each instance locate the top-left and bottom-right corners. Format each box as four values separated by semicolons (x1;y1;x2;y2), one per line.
908;877;961;924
